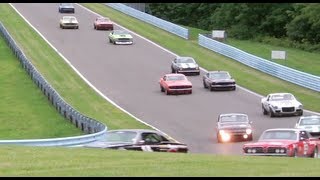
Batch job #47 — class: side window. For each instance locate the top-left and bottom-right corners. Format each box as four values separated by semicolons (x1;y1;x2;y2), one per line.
141;133;162;144
299;131;309;140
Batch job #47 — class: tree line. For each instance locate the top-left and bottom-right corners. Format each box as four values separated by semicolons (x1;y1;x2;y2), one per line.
147;3;320;52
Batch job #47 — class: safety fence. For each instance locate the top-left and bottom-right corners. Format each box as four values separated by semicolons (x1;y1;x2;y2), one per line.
198;34;320;92
105;3;189;40
0;22;107;146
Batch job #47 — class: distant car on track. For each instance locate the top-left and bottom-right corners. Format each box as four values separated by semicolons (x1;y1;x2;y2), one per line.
295;115;320;136
216;113;253;143
83;129;188;153
171;56;200;75
203;71;236;91
108;30;133;45
58;3;75;13
59;16;79;29
93;17;114;30
261;93;303;117
159;73;192;95
243;128;320;158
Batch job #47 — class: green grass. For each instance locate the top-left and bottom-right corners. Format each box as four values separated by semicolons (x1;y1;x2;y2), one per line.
82;3;320;113
0;35;83;139
0;4;150;131
1;146;320;176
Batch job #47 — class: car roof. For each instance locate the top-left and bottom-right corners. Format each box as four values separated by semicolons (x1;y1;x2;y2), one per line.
208;71;229;74
107;129;162;134
268;92;293;96
264;128;300;132
220;113;248;117
176;56;194;59
299;115;320;119
165;73;186;77
63;16;76;18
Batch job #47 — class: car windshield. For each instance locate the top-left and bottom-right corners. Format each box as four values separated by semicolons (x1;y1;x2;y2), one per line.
270;94;294;101
104;131;138;143
63;17;76;21
113;30;128;35
220;114;248;123
166;75;186;81
176;57;195;64
209;72;231;79
98;17;109;22
299;117;320;126
259;130;297;141
61;3;72;6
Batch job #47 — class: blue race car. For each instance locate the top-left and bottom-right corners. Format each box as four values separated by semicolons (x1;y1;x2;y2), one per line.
58;3;75;13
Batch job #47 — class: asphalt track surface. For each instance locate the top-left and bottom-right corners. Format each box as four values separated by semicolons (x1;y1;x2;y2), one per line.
11;3;319;154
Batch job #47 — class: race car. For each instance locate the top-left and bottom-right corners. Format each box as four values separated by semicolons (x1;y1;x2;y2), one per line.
59;16;79;29
93;17;114;30
203;71;236;91
243;128;320;158
216;113;253;143
261;92;303;117
171;56;200;75
108;30;133;45
58;3;75;13
82;129;188;153
159;73;192;95
295;115;320;136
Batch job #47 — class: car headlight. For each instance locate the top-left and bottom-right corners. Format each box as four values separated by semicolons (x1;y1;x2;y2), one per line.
298;105;303;109
246;129;252;134
271;105;278;109
219;130;225;134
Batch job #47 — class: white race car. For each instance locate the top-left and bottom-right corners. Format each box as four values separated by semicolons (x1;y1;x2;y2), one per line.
295;115;320;136
261;93;303;117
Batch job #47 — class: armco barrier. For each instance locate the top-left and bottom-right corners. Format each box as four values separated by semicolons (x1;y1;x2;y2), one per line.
198;34;320;92
0;22;107;146
105;3;189;40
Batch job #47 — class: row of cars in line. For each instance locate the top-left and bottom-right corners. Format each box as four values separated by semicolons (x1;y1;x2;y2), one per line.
58;4;320;157
58;3;134;45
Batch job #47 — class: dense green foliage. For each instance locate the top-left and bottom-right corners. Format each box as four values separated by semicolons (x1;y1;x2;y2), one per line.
148;3;320;52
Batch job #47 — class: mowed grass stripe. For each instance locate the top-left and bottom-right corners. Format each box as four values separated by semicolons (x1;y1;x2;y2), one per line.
82;3;320;112
0;34;83;139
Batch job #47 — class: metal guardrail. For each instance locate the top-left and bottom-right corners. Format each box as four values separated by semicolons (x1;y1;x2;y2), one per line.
0;22;108;146
105;3;189;40
198;34;320;92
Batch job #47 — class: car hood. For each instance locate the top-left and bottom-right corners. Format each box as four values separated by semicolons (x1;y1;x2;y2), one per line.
83;141;134;148
166;80;192;86
97;21;113;25
177;63;198;68
297;125;320;132
244;140;296;147
269;100;301;107
112;34;133;38
219;123;251;129
61;5;73;8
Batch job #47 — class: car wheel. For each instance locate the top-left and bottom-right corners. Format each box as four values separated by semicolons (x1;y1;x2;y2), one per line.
160;85;164;92
109;39;112;43
165;89;170;95
248;134;253;141
171;67;175;73
262;105;268;115
189;90;192;94
298;111;303;116
293;148;298;158
210;87;214;91
270;108;275;117
313;147;319;158
217;134;222;143
203;81;208;89
232;86;236;91
94;25;96;29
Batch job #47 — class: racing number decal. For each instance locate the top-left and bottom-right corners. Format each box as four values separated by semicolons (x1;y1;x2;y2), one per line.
141;145;153;152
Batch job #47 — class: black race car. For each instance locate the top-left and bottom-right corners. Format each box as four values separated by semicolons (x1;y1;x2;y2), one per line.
203;71;236;91
83;129;188;153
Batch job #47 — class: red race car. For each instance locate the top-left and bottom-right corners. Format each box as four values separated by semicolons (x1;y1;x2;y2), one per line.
93;17;114;30
243;128;320;158
159;73;192;95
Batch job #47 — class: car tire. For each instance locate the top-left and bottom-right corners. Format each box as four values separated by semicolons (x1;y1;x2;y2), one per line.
313;147;319;158
270;108;275;117
189;90;192;94
165;89;170;95
262;105;268;115
217;134;222;143
203;81;208;89
248;134;253;141
293;148;298;158
210;87;214;91
298;111;303;116
171;67;175;73
160;85;165;92
232;86;236;91
109;39;112;43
